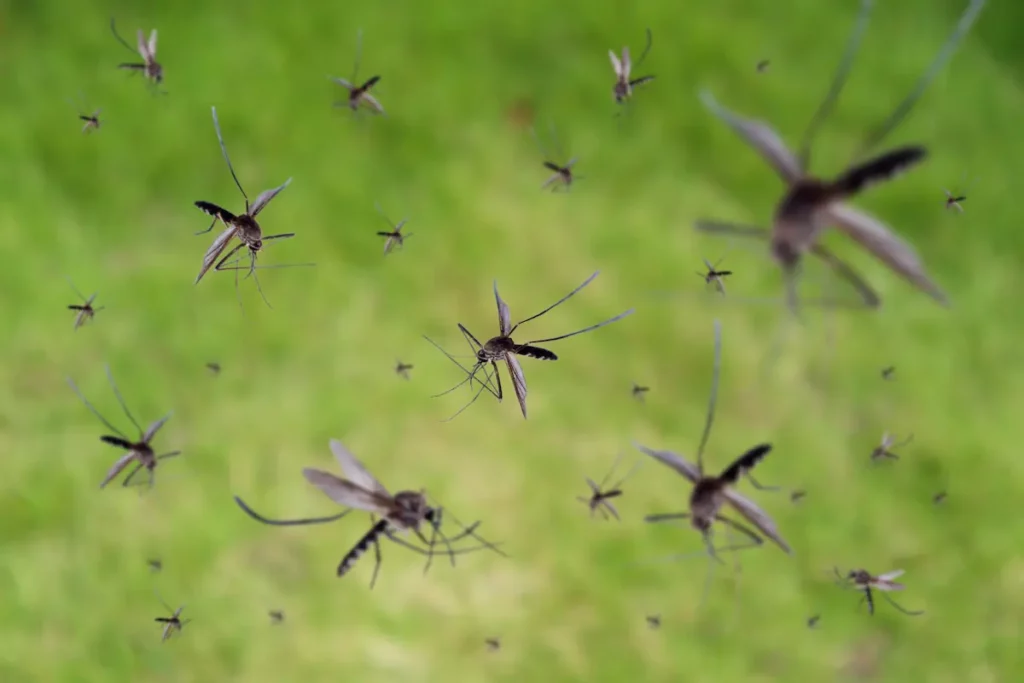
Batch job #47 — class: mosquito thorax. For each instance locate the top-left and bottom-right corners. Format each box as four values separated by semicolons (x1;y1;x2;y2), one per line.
392;491;428;527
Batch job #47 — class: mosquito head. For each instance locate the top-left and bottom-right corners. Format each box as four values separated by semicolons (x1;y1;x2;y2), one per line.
249;238;263;252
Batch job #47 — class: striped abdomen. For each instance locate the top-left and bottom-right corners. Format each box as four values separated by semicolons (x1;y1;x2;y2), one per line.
337;518;388;577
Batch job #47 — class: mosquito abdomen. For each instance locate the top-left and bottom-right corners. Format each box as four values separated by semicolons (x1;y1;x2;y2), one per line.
515;344;557;361
337;519;388;577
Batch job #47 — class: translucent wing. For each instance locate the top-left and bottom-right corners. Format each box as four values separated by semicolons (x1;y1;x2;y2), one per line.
700;91;803;184
148;29;158;59
136;29;148;60
249;178;293;217
633;443;700;484
143;413;172;443
723;488;792;554
877;569;905;582
302;468;391;514
328;439;390;496
622;46;632;79
505;354;528;419
100;452;136;489
331;76;355;91
494;280;512;335
194;225;237;284
360;92;385;115
608;49;623;77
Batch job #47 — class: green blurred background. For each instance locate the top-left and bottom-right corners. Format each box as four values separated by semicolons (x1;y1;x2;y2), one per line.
2;0;1023;680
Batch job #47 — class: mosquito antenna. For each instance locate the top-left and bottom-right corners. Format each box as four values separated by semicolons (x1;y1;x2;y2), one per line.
798;0;874;169
109;18;138;56
854;0;986;160
210;107;249;211
523;308;635;345
633;28;654;71
233;495;351;526
508;271;600;334
694;319;723;475
153;588;175;616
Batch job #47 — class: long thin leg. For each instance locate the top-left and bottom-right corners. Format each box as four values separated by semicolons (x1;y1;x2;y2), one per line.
210;107;248;209
440;362;503;423
104;365;142;438
879;591;925;616
233;495;352;526
697;319;723;475
368;527;383;590
109;18;138;57
508;271;601;334
123;452;182;488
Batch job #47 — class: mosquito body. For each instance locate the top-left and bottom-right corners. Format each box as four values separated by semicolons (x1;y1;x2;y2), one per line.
933;491;948;504
695;0;987;312
395;360;414;380
269;610;285;624
110;19;163;87
532;123;581;192
790;489;807;504
871;432;912;461
154;595;189;642
65;277;104;330
577;453;642;521
67;365;179;489
147;558;163;572
836;568;924;616
609;28;655;104
944;189;967;212
425;271;634;420
331;30;384;115
375;204;411;254
78;111;101;133
631;383;650;403
807;614;821;628
699;257;733;295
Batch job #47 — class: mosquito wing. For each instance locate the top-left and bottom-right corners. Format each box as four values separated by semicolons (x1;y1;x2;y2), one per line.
608;49;623;77
723;488;792;554
328;439;390;497
331;76;355;91
621;46;632;80
494;280;512;335
505;354;528;419
143;413;173;443
633;443;700;484
148;29;158;59
249;178;293;217
360;92;385;115
877;568;906;584
302;468;392;514
195;225;237;284
100;452;137;489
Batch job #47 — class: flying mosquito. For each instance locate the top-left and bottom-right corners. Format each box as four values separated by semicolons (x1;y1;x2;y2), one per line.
69;94;102;133
269;609;285;624
194;106;310;307
375;203;411;254
790;489;807;504
694;0;987;313
943;174;975;212
933;491;948;504
757;59;771;73
531;122;582;192
154;593;189;642
485;637;501;652
577;452;642;521
331;30;385;115
631;383;650;403
871;432;913;461
235;440;502;588
807;614;821;629
65;276;104;330
646;614;661;629
881;365;896;380
609;28;655;104
425;271;635;421
206;362;221;375
835;568;925;616
699;257;733;295
109;19;163;88
67;365;179;489
395;360;414;380
147;558;163;573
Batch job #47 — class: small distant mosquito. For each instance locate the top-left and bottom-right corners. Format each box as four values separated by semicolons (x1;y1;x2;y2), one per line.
757;59;771;73
154;593;190;642
835;568;925;616
943;174;975;212
69;94;102;133
65;276;103;330
395;360;413;380
646;614;661;629
269;610;285;624
147;558;163;572
698;257;733;295
235;440;502;588
109;19;163;89
881;365;896;380
331;30;385;116
694;0;986;312
485;637;501;652
374;203;411;254
67;365;179;489
871;432;913;462
577;452;642;521
206;362;221;375
425;271;634;421
609;28;655;104
790;489;807;504
807;614;821;628
194;106;311;307
531;122;582;192
631;383;650;403
933;491;948;504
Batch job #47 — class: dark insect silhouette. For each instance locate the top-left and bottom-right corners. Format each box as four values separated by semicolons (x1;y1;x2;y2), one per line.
790;489;807;504
694;0;986;313
835;568;925;616
70;94;102;134
631;383;650;403
67;365;179;489
109;19;163;89
331;30;384;116
933;491;948;505
943;174;975;212
395;360;414;380
646;614;661;629
532;122;582;192
807;614;821;628
206;362;221;375
425;271;634;421
269;610;285;624
65;276;103;330
871;432;913;462
577;452;642;521
698;257;733;295
757;59;771;73
147;558;162;572
609;28;655;104
485;637;501;652
153;593;190;642
375;203;411;254
881;365;896;380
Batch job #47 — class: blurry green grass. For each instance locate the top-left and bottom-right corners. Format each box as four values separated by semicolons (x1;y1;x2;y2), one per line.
1;0;1023;681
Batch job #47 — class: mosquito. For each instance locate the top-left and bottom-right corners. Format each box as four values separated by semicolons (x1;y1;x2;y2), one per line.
609;28;655;104
933;491;948;504
807;614;821;629
67;365;179;489
631;383;650;403
835;568;925;616
943;174;975;212
194;106;310;307
235;440;502;588
694;0;986;313
375;203;411;254
646;614;661;629
109;19;163;89
206;362;221;375
790;489;807;504
577;452;642;521
331;29;385;116
699;257;733;295
69;94;102;133
881;365;896;380
147;558;163;572
485;637;501;652
425;271;635;420
871;432;913;461
395;360;414;380
269;609;285;624
154;593;189;642
756;59;771;73
532;122;582;192
65;276;104;330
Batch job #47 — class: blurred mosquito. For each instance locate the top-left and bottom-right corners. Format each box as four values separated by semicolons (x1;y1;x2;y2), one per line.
881;365;896;380
609;28;655;104
331;30;385;116
631;383;649;403
807;614;821;628
269;609;285;624
69;94;102;133
756;59;771;73
375;203;411;254
194;106;311;308
425;271;635;420
694;0;986;313
835;568;924;616
67;365;179;489
485;637;501;652
109;19;164;90
790;489;807;504
699;257;733;295
395;360;413;380
154;592;189;642
65;276;103;330
933;491;947;504
147;558;163;572
531;122;582;192
206;362;221;375
871;432;913;462
943;174;975;212
577;452;642;521
646;614;661;629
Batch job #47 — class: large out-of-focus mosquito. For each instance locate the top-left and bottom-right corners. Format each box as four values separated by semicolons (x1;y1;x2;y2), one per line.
425;271;635;421
65;276;104;330
109;19;163;89
67;365;179;489
609;28;655;105
374;203;411;254
531;122;582;192
871;432;913;462
153;592;189;642
331;30;385;116
835;568;925;616
694;0;987;313
699;257;733;295
578;452;642;521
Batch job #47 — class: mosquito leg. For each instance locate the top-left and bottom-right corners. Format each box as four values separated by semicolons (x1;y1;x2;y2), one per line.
695;319;723;474
232;495;351;526
368;534;383;590
879;592;925;616
195;218;218;236
121;462;144;488
67;377;127;439
644;512;691;524
745;473;781;492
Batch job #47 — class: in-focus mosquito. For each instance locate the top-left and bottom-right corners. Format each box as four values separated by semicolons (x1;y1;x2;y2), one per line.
154;592;189;642
835;568;924;616
375;203;411;254
425;271;635;420
699;257;733;295
331;30;385;116
532;122;582;192
110;19;163;89
631;383;650;403
269;609;285;624
577;452;642;521
871;432;912;462
65;276;104;330
67;365;179;489
395;360;414;380
194;106;311;307
694;0;987;313
236;440;502;588
609;28;655;104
